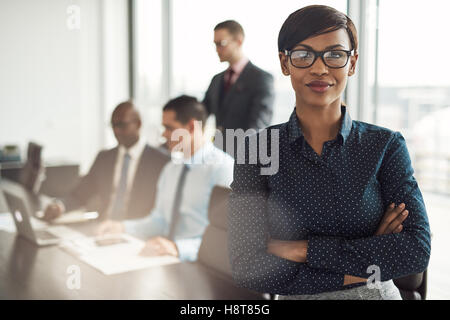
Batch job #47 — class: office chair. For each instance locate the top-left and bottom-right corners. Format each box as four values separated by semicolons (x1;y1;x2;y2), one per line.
197;185;233;276
393;270;427;300
197;186;270;299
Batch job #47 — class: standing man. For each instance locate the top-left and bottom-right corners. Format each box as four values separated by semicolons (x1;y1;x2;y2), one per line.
203;20;275;155
98;96;234;262
43;101;169;221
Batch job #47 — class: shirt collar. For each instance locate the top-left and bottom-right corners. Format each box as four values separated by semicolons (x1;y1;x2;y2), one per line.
288;105;352;145
229;56;249;75
340;105;353;144
186;141;215;166
170;141;215;167
118;136;146;160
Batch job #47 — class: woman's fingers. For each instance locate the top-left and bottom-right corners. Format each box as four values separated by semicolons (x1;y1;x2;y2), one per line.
375;203;406;235
375;203;396;235
393;224;403;234
384;210;408;234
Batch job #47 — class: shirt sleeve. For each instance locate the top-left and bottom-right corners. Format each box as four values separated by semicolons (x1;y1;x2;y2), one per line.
228;136;345;295
212;153;235;188
175;237;203;262
203;75;218;117
247;72;275;130
62;152;104;212
306;132;431;281
123;209;166;239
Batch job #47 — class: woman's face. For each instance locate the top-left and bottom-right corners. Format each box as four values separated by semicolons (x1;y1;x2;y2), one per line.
279;28;358;109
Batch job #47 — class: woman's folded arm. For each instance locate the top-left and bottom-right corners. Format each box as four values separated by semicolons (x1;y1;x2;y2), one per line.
228;139;347;295
306;132;431;280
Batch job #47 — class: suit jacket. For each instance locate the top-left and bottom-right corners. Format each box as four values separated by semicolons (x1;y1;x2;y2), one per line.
62;144;170;220
203;61;275;132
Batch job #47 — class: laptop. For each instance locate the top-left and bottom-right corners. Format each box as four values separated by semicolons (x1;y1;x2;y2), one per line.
3;190;64;246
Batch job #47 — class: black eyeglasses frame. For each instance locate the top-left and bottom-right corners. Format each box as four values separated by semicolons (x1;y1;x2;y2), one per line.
284;49;353;69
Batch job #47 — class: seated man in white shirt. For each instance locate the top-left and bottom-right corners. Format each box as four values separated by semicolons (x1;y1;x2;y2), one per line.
97;95;234;261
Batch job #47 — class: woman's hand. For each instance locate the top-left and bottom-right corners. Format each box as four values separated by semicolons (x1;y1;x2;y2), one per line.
343;275;367;286
341;203;410;286
267;203;409;285
267;239;308;263
375;203;409;235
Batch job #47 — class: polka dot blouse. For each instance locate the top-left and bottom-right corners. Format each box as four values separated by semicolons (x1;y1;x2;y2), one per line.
228;106;431;295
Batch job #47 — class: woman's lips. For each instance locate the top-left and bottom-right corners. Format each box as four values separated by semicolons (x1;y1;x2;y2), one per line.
306;81;333;93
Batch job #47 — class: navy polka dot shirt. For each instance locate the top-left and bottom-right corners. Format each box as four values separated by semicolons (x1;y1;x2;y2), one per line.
228;106;431;295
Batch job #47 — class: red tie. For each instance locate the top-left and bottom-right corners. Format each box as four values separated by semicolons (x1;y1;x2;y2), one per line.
224;68;235;93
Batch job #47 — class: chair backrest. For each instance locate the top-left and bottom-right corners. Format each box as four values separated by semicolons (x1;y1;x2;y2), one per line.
197;185;232;277
393;270;427;300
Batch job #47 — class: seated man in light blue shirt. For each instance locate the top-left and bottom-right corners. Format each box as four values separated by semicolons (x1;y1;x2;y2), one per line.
97;95;234;261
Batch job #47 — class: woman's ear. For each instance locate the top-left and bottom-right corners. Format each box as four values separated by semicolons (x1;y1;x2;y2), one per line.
279;52;290;76
348;53;358;76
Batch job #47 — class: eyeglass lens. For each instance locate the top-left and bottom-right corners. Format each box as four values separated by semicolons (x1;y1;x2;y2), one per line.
290;50;349;68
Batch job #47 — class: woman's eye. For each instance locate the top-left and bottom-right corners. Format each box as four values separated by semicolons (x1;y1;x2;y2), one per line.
293;51;312;60
327;51;345;59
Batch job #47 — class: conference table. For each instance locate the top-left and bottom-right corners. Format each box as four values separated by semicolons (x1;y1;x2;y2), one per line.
0;219;264;300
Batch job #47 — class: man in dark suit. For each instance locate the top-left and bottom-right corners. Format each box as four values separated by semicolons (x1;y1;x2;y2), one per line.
203;20;275;155
43;101;169;221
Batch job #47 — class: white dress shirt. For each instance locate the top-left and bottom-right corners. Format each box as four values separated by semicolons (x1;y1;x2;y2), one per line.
226;55;249;86
124;142;234;261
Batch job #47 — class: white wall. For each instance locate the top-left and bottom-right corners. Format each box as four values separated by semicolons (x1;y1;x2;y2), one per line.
0;0;129;173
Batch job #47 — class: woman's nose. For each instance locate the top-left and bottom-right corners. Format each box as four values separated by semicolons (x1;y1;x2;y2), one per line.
309;57;328;76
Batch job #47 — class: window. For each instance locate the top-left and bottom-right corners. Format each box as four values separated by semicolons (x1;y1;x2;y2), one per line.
134;0;347;146
370;0;450;299
171;0;347;125
133;0;165;146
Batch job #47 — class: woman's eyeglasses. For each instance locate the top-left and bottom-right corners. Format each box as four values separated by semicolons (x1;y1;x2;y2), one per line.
285;49;353;69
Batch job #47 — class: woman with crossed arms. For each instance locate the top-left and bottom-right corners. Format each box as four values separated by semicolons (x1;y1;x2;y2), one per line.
228;5;431;300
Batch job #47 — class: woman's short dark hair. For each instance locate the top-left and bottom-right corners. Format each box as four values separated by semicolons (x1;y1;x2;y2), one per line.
278;5;358;53
214;20;245;38
163;95;208;128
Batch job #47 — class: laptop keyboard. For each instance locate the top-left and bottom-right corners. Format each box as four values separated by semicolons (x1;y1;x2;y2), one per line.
35;230;59;240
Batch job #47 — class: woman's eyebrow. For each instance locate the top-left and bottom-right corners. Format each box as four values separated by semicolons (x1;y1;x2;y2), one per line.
293;44;346;50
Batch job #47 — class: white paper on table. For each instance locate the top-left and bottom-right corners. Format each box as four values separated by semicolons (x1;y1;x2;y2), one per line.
59;233;180;275
45;225;86;240
35;210;99;225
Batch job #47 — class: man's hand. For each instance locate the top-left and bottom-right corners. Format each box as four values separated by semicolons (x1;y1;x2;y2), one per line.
375;203;409;235
139;236;179;257
43;202;64;221
96;220;125;236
